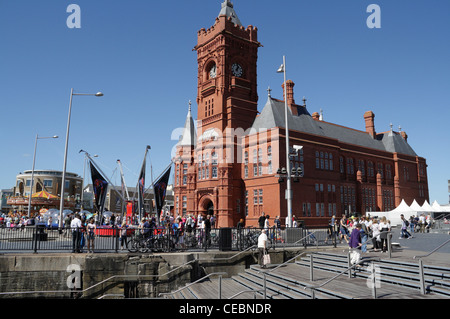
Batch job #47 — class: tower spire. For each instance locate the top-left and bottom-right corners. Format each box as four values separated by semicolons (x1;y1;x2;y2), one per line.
178;100;197;147
219;0;242;26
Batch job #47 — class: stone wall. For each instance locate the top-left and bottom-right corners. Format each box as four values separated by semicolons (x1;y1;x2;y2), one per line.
0;249;278;299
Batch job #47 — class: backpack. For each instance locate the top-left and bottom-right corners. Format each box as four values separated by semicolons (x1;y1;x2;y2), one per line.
361;223;368;235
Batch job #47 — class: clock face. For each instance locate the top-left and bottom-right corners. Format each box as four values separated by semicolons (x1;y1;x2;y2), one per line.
232;63;243;77
209;64;217;79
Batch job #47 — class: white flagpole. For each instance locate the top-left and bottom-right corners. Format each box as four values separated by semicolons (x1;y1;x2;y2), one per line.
279;56;293;228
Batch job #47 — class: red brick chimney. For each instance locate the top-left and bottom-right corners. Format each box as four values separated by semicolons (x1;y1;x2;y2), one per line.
312;112;320;121
364;111;376;138
282;80;297;115
400;131;408;142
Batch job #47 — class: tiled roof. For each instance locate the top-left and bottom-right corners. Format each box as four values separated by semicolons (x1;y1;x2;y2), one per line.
251;97;417;157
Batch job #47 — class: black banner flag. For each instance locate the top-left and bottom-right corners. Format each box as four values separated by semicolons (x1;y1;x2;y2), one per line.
153;166;171;215
90;161;108;214
137;159;146;217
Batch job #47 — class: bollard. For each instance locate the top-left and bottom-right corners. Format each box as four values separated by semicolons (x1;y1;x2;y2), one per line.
347;251;352;278
387;233;392;258
218;275;222;299
418;259;426;295
371;263;377;299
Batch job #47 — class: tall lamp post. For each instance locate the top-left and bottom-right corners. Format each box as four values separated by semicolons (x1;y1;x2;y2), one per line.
277;56;293;227
27;134;59;217
58;89;103;232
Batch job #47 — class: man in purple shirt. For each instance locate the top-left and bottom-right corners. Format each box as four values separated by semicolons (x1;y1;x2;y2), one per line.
348;223;362;265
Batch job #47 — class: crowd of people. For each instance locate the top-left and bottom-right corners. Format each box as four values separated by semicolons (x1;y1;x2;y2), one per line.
0;211;36;230
332;213;436;266
0;208;440;258
131;213;217;250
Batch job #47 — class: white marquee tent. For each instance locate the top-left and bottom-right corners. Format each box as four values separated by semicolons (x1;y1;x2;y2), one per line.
372;199;450;226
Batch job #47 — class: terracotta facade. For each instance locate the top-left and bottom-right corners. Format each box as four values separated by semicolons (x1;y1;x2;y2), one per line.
173;1;429;228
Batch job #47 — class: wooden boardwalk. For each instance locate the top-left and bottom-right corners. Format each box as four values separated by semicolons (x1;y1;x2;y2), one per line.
167;250;450;299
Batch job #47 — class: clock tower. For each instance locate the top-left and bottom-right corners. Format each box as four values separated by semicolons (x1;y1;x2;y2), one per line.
194;0;261;135
180;0;261;227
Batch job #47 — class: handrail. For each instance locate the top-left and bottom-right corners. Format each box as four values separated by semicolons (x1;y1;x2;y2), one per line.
199;244;257;262
266;231;322;273
290;230;318;246
257;231;321;299
228;289;264;299
303;257;380;298
97;294;125;299
256;229;386;299
304;257;380;291
435;213;450;221
158;272;227;298
413;238;450;259
412;238;450;295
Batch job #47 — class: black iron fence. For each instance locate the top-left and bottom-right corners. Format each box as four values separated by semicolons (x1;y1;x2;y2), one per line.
0;224;338;254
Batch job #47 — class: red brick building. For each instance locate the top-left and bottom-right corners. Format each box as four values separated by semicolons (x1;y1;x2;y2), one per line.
173;1;429;228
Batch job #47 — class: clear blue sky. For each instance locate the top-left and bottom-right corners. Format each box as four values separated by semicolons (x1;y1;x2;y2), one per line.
1;0;449;204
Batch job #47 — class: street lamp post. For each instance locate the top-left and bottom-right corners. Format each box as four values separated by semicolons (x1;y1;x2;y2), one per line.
27;134;58;217
58;89;103;232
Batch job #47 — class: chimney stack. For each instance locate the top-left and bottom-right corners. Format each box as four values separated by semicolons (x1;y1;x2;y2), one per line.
401;131;408;142
312;112;320;121
364;111;376;138
282;80;297;115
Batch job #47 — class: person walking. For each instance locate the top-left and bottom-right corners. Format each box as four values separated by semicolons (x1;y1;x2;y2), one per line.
359;217;369;253
339;216;350;244
400;214;412;239
379;216;391;253
264;215;270;230
86;218;96;253
203;214;211;251
419;214;426;233
348;223;363;265
409;215;416;234
258;229;268;268
258;212;265;229
71;214;82;253
370;219;381;251
119;221;128;250
64;213;72;237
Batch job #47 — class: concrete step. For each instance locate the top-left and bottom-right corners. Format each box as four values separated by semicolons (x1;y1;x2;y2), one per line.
164;251;450;299
244;266;340;299
296;251;450;297
235;270;308;299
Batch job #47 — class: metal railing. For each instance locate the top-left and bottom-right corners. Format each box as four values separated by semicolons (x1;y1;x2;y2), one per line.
228;289;264;299
304;257;381;299
0;225;122;253
0;225;339;253
258;232;318;299
158;272;227;299
413;238;450;295
255;230;392;299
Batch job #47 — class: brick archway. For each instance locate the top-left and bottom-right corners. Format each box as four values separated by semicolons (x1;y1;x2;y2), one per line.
198;196;214;216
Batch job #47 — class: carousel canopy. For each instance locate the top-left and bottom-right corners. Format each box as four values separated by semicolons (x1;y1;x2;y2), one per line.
32;191;59;199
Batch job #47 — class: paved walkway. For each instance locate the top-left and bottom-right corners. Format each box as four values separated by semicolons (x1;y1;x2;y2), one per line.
329;227;450;267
